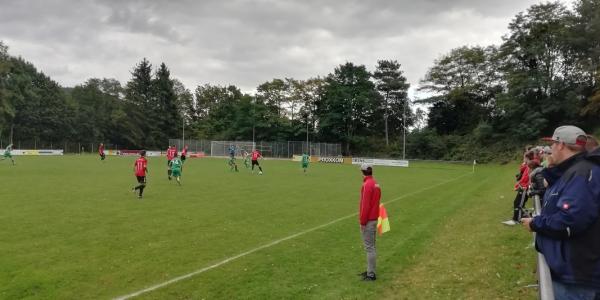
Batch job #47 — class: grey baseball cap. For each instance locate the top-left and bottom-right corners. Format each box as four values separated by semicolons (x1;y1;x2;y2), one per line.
542;125;587;146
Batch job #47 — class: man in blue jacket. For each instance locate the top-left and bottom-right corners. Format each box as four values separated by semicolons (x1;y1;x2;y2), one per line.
522;125;600;299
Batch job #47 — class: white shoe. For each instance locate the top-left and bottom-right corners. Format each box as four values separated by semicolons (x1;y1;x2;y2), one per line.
259;171;263;175
502;220;518;226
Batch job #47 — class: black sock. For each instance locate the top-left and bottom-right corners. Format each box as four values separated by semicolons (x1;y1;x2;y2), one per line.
259;166;263;172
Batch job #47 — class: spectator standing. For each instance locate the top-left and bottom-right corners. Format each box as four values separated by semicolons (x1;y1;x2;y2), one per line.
503;151;534;225
522;125;600;298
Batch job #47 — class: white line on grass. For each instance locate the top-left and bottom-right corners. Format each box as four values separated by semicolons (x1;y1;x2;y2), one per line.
113;172;473;300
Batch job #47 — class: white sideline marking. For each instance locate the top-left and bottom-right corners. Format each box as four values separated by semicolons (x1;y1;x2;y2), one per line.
114;172;472;300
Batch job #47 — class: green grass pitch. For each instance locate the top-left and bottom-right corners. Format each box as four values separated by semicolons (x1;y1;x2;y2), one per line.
0;155;537;299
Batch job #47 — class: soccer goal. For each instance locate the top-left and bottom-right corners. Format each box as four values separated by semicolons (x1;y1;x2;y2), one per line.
210;141;256;157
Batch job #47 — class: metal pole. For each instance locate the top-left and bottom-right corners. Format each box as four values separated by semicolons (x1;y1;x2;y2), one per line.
182;117;185;147
252;97;256;149
533;195;555;300
306;116;309;154
403;99;406;160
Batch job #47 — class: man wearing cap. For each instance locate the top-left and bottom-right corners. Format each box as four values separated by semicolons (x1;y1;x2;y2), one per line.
358;163;381;281
521;125;600;298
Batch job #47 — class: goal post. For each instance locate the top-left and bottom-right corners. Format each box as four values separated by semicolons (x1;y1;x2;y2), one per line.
210;141;256;157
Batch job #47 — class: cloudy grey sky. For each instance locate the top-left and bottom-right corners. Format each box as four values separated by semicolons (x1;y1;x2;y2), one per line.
0;0;575;97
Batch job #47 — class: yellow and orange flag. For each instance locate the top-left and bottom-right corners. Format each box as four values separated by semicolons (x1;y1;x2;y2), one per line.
377;203;390;235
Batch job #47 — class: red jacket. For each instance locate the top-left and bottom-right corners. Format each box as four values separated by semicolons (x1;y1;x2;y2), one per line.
359;176;381;225
515;163;530;190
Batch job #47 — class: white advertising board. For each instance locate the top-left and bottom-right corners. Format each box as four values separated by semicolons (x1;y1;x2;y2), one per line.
318;156;344;164
11;149;64;156
352;157;409;167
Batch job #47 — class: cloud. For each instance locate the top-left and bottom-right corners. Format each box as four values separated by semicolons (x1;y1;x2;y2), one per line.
0;0;575;95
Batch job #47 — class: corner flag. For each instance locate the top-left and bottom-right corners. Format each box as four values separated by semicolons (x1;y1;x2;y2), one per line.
377;204;390;235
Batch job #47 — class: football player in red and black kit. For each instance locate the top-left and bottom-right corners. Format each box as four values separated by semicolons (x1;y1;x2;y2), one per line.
132;150;148;199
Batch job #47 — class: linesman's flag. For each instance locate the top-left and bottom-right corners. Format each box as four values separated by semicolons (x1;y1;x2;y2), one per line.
377;204;390;235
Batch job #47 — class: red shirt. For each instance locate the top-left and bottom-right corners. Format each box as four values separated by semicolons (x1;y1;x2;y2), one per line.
251;150;261;161
515;163;530;190
167;147;177;160
99;145;104;154
359;176;381;225
182;147;187;156
134;157;147;176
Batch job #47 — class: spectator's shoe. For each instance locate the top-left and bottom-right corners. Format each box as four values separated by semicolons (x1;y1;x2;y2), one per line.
502;220;518;226
362;273;376;281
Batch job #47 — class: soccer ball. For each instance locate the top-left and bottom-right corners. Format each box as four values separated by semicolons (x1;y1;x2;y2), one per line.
259;171;263;175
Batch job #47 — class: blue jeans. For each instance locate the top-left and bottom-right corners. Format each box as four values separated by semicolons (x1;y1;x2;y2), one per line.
552;280;600;300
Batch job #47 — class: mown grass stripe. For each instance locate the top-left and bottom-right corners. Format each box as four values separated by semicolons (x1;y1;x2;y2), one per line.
114;172;472;300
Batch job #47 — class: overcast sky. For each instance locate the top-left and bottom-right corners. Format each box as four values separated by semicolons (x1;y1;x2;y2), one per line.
0;0;575;98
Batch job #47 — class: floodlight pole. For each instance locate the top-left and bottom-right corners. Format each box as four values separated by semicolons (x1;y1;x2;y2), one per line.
306;115;309;154
252;97;256;149
403;99;407;160
182;117;185;147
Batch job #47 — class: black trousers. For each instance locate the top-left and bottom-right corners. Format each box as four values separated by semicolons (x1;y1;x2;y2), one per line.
512;189;529;221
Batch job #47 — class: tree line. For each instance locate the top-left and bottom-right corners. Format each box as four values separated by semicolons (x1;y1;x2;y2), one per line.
0;0;598;161
415;0;599;161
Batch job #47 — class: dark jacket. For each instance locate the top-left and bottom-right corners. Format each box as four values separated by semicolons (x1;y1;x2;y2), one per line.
531;152;600;288
529;166;546;196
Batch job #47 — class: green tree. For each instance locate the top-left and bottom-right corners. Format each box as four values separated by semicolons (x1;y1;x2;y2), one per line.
570;0;600;125
70;78;133;146
293;77;326;141
153;63;181;144
0;41;13;140
192;84;244;139
373;60;410;146
256;79;293;141
173;79;194;141
318;62;382;154
497;2;577;140
124;58;155;147
419;46;503;135
6;57;74;145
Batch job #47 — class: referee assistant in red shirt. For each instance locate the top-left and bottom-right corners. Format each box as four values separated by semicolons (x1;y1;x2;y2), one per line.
358;163;381;281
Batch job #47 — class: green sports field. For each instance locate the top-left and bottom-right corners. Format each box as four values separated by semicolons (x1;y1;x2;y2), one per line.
0;155;537;299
